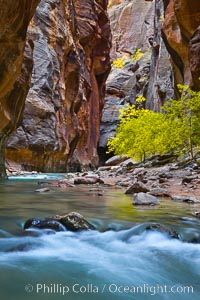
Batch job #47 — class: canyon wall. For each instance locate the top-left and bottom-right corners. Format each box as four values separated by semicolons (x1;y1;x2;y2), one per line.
6;0;111;172
99;0;200;163
162;0;200;91
0;0;40;178
1;0;200;173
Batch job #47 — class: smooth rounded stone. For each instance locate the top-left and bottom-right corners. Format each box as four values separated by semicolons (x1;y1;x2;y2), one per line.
125;181;150;194
37;180;74;188
133;192;160;205
182;176;197;184
159;178;166;184
35;187;50;193
97;166;111;172
105;155;127;166
24;212;95;232
64;173;76;179
145;223;179;239
117;181;131;187
171;195;200;203
120;158;139;169
149;154;178;167
194;211;200;218
59;212;95;231
149;188;170;197
159;172;173;179
24;218;67;232
148;175;160;181
57;181;75;188
74;176;104;184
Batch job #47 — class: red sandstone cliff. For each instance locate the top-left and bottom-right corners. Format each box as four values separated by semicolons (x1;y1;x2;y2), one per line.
162;0;200;91
6;0;111;172
0;0;40;178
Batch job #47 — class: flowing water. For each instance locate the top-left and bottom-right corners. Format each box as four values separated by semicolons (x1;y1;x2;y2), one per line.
0;174;200;300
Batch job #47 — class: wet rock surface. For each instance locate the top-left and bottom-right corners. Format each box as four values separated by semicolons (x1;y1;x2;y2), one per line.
24;212;95;232
145;223;179;239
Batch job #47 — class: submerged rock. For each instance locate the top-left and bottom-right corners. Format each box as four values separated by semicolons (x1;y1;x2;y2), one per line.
24;212;95;232
145;223;179;239
35;188;50;193
133;193;160;205
38;180;74;188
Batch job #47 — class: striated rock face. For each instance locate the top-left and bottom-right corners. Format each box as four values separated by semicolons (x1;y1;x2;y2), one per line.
6;0;111;172
99;0;200;163
0;0;40;178
99;0;174;161
162;0;200;91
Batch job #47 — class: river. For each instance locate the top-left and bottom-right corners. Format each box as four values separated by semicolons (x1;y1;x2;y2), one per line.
0;174;200;300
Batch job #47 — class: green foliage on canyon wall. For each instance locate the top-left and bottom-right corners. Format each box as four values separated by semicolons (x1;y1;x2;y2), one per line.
107;86;200;161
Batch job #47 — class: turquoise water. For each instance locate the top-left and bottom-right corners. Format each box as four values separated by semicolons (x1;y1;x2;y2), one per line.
0;176;200;300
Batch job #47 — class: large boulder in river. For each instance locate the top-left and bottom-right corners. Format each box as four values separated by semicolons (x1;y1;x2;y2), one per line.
133;193;160;206
59;212;95;231
24;212;95;232
24;218;66;232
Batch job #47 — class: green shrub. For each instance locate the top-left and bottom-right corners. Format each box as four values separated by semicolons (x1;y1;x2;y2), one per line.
131;48;144;62
107;87;200;161
112;56;128;69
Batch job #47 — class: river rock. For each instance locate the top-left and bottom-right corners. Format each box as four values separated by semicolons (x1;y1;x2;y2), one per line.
125;182;150;194
24;212;95;232
58;212;95;231
145;223;179;239
133;193;160;205
97;166;111;172
120;158;138;169
24;218;67;232
149;188;170;198
194;211;200;218
74;177;104;185
38;180;74;188
182;176;197;184
35;188;50;193
105;155;127;166
170;195;200;203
